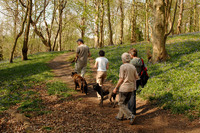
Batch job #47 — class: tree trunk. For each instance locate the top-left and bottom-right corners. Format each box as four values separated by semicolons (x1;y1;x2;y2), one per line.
107;0;114;45
177;0;183;34
145;0;149;41
189;0;193;32
199;11;200;31
94;0;100;48
131;0;136;43
152;0;167;62
10;0;19;63
14;0;18;39
99;0;104;48
80;0;87;39
119;0;124;44
152;0;177;63
22;0;32;61
58;0;63;51
193;0;197;32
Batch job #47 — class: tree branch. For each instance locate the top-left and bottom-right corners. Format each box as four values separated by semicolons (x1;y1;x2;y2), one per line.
165;0;178;37
19;0;27;8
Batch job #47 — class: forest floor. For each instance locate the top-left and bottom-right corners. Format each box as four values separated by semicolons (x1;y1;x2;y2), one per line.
0;52;200;132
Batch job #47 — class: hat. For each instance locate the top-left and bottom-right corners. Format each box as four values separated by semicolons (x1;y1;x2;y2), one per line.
76;39;84;43
121;52;131;63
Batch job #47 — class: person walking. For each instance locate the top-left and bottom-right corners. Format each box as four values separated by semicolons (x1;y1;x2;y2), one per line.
113;53;139;125
75;39;91;78
94;50;109;99
128;48;143;115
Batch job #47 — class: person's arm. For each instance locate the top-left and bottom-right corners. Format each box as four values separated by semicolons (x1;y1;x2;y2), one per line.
113;78;124;94
106;62;109;70
94;61;98;69
76;47;80;58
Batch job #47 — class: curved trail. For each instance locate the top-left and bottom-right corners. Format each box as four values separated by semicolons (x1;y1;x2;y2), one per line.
45;52;200;133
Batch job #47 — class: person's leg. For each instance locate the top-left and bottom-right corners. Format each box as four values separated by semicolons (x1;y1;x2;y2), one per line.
120;92;134;119
75;62;81;74
101;72;107;85
128;90;136;115
116;92;125;119
81;65;87;78
96;71;103;99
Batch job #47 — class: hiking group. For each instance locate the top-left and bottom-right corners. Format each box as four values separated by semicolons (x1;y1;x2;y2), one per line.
74;39;148;125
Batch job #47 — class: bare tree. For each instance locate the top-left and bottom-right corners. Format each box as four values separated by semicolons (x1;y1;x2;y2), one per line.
58;0;67;51
22;0;32;60
10;1;28;63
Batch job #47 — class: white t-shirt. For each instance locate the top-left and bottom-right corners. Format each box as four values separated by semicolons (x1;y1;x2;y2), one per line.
95;57;109;71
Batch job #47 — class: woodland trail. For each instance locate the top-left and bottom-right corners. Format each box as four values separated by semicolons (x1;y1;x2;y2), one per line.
45;52;200;133
1;52;199;132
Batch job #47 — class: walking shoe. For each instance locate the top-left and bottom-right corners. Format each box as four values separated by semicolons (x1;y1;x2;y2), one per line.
129;115;136;125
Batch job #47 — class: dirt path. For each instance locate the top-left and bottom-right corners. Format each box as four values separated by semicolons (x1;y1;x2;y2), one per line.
1;52;199;132
44;52;199;133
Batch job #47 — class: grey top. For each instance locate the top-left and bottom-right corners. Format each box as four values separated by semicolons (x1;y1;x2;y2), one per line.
130;57;143;74
76;44;90;66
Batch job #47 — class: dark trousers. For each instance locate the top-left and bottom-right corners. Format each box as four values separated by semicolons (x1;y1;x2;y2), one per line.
117;92;133;119
128;80;140;115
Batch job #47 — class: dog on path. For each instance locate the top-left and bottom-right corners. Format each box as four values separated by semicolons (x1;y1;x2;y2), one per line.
71;72;88;95
93;83;116;107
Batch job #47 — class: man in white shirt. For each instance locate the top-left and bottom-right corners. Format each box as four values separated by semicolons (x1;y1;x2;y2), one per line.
94;50;109;98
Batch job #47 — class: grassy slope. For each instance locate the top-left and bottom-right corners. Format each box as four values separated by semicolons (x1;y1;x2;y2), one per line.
0;52;72;116
90;33;200;118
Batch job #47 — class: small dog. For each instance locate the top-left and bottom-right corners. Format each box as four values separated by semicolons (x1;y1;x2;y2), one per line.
93;83;116;107
71;72;88;95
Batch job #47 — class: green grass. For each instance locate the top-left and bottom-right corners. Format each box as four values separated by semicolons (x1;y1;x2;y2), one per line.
47;81;74;98
0;51;73;116
90;33;200;118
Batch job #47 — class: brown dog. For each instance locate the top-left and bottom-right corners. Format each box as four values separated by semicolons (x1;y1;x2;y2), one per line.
71;72;88;95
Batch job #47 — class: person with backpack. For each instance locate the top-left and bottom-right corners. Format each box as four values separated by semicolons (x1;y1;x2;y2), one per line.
128;48;149;115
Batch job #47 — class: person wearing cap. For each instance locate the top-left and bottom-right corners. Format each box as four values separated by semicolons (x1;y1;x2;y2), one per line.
113;52;139;125
75;39;91;78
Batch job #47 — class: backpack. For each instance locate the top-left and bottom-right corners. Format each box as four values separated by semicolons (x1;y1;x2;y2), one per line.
138;58;149;88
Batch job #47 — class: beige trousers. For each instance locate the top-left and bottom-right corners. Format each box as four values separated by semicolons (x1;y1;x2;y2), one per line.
96;71;107;98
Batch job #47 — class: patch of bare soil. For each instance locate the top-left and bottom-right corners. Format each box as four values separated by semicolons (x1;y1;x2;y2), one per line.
1;52;199;133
